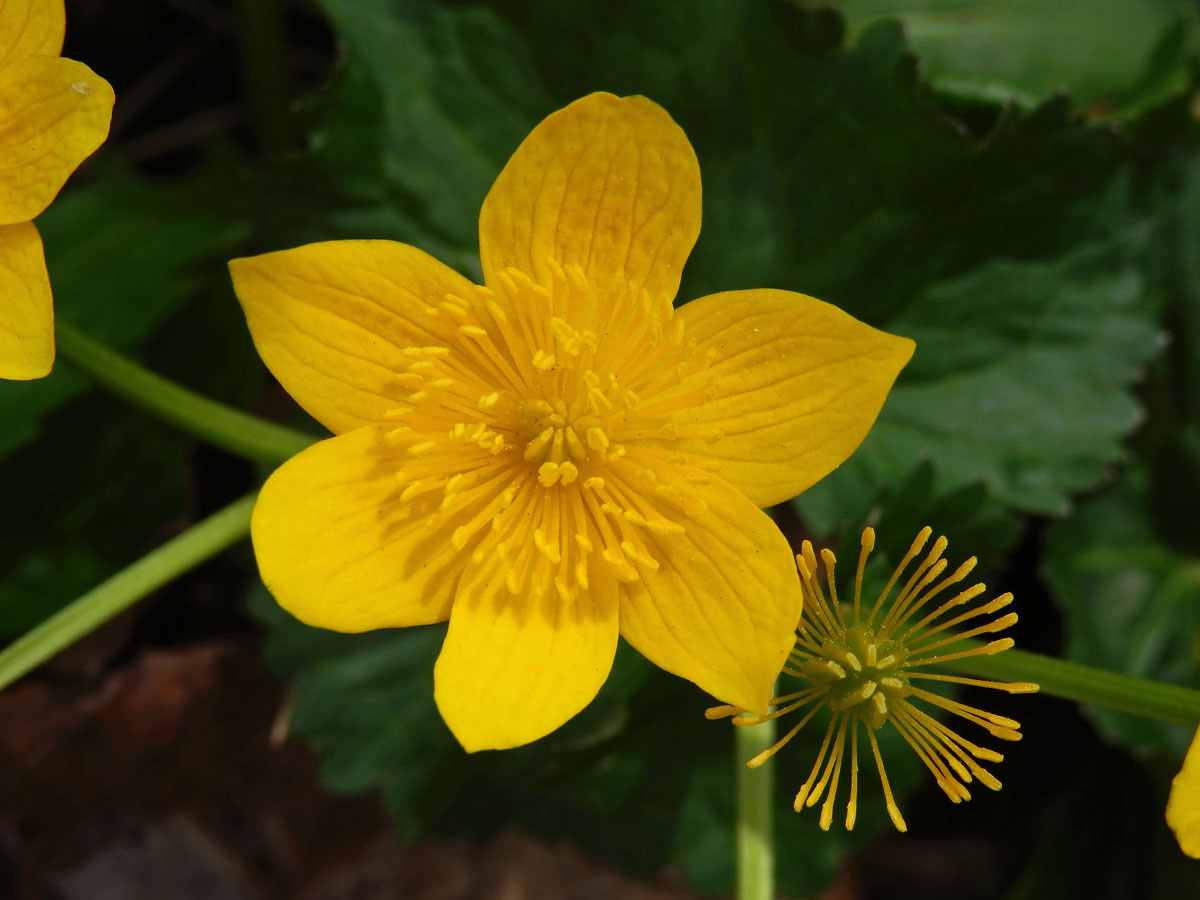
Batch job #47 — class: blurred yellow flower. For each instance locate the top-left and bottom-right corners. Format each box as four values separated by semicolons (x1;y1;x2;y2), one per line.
230;92;913;751
0;0;114;380
1168;726;1200;857
711;527;1038;831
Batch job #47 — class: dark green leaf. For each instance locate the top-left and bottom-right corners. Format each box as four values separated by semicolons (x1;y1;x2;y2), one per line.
1044;465;1200;756
0;161;249;459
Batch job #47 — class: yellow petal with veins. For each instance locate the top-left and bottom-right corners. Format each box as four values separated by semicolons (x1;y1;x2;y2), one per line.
672;289;914;508
0;0;64;67
0;56;113;224
251;427;484;632
230;240;482;435
0;221;52;380
1168;726;1200;858
617;471;802;715
435;548;620;751
478;92;701;310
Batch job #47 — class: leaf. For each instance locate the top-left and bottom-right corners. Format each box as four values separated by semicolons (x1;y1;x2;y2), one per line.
796;216;1162;533
0;160;250;459
830;459;1021;577
836;0;1200;117
0;393;188;635
1005;747;1168;900
1044;465;1200;756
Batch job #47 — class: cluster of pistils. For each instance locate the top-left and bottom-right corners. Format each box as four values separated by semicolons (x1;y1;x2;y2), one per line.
708;527;1039;833
374;258;734;607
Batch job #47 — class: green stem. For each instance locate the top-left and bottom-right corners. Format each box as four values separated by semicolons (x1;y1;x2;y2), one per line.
736;713;775;900
56;321;315;464
235;0;298;156
0;493;255;691
949;647;1200;726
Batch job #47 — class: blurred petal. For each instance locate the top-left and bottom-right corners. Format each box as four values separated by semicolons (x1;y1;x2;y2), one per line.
1168;727;1200;858
0;0;64;66
616;470;801;714
479;92;700;307
251;427;482;632
0;56;112;223
435;553;620;751
230;240;481;435
674;289;914;507
0;221;52;380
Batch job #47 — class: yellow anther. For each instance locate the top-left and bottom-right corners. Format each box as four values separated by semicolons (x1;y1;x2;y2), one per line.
459;324;488;338
400;480;431;502
564;426;588;460
534;529;561;564
485;298;508;323
478;392;500;410
524;428;554;461
532;349;556;370
620;541;659;572
558;461;579;485
588;388;613;413
407;441;437;456
585;427;610;453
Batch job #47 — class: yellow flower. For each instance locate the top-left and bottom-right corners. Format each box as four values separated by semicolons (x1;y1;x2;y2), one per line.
1168;726;1200;857
230;93;914;751
710;527;1038;831
0;0;114;380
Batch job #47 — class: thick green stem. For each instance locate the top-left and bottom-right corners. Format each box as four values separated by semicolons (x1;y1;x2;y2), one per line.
736;715;775;900
56;321;315;464
949;647;1200;726
0;494;255;691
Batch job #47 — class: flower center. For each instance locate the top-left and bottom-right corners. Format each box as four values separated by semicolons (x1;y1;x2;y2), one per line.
518;385;626;486
801;622;911;729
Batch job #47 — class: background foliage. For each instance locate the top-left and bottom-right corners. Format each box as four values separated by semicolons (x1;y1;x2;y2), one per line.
3;1;1200;896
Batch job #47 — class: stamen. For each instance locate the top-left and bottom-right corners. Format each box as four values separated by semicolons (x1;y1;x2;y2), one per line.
719;525;1038;833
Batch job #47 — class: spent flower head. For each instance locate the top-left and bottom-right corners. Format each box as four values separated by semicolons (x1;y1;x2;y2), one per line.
0;0;113;380
231;93;913;752
710;526;1039;832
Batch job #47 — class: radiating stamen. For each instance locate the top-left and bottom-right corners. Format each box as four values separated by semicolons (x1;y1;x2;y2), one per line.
717;525;1038;833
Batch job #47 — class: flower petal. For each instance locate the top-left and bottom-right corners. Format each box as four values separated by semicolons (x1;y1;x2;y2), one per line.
615;471;801;714
0;56;112;224
673;289;915;507
252;427;479;632
435;553;620;752
478;92;701;305
230;240;481;435
1168;726;1200;858
0;0;64;67
0;221;52;380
